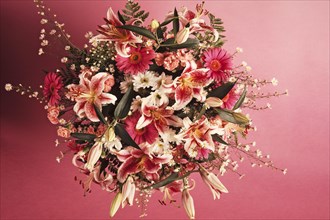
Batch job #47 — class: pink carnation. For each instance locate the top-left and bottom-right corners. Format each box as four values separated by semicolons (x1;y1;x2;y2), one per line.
43;72;63;106
203;48;233;82
125;111;158;144
116;47;155;75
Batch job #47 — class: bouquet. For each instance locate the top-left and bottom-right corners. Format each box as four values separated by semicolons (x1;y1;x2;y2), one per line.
5;0;288;219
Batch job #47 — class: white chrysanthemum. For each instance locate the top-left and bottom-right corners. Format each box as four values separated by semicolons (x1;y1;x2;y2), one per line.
144;90;169;106
132;71;158;92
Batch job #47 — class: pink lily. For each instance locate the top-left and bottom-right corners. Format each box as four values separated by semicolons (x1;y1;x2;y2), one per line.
116;144;172;183
172;61;212;110
67;72;117;122
167;3;219;44
136;102;183;133
177;116;224;158
92;7;142;57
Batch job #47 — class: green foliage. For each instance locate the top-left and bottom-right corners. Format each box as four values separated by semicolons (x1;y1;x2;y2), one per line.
117;25;156;40
121;1;149;25
114;85;135;119
208;13;225;38
207;81;236;99
114;123;140;149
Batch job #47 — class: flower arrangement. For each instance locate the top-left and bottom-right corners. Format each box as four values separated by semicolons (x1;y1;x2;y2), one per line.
5;0;288;219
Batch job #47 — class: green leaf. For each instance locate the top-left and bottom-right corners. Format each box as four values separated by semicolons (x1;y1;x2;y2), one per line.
160;17;176;27
114;85;134;119
215;108;249;125
212;134;228;145
147;172;179;189
207;81;236;99
160;38;199;49
173;8;179;36
117;11;126;24
233;87;247;110
71;133;96;141
116;25;156;40
114;123;140;149
93;104;107;124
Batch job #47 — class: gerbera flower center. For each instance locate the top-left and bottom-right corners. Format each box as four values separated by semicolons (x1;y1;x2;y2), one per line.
129;52;142;64
210;59;222;71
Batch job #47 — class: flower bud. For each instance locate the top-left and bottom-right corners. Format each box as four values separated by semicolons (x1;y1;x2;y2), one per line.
182;189;195;219
200;166;228;200
122;176;136;207
85;142;103;172
110;192;122;218
205;97;224;108
175;27;190;44
151;19;160;31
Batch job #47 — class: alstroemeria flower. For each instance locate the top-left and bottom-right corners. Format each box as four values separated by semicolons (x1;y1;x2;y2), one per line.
177;116;224;158
116;144;172;183
172;61;212;110
67;72;117;122
92;7;142;57
136;101;183;133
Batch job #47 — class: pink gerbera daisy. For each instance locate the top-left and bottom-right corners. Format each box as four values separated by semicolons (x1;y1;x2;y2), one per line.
203;48;233;82
43;72;63;106
116;46;155;75
221;89;239;109
125;111;158;144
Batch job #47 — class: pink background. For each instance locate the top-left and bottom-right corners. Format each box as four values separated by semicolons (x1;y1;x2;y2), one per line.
0;1;329;219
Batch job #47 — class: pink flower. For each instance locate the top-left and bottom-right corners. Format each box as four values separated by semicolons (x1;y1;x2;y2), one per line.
57;126;70;138
203;48;233;83
47;105;60;124
43;72;63;106
221;89;239;109
172;61;212;110
136;102;182;134
116;46;155;75
67;72;117;122
125;111;158;144
178;116;224;159
116;144;172;183
103;75;115;92
92;7;142;57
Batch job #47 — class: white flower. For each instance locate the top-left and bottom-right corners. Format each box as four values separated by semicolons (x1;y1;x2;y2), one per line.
132;71;158;92
236;47;243;53
144;90;169;106
61;57;68;63
271;77;278;86
5;83;13;91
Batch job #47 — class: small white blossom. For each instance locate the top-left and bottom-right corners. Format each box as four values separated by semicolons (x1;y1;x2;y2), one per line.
246;66;252;72
241;61;247;67
40;18;48;24
236;47;243;53
271;78;278;86
41;40;48;46
65;46;71;51
61;57;68;63
5;83;13;91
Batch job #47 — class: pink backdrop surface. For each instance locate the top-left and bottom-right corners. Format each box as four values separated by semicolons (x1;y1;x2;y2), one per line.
0;1;329;219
